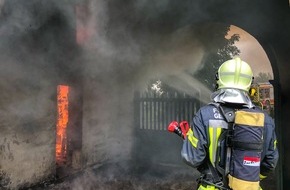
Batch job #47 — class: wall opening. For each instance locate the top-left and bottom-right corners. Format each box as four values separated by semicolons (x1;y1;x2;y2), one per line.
56;85;70;167
228;25;278;189
56;84;83;178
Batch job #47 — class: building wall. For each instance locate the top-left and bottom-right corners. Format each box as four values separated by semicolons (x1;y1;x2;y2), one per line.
0;84;56;189
0;1;76;189
0;41;58;189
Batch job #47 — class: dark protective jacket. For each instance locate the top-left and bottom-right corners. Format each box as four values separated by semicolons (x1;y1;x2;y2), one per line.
181;103;279;189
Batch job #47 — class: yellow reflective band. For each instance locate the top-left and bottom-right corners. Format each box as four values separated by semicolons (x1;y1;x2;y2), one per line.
228;174;260;190
198;184;218;190
274;140;277;150
235;111;265;127
198;185;207;190
209;126;222;166
187;129;198;148
259;173;267;180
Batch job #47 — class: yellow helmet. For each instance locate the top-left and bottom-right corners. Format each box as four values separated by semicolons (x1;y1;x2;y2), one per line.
217;57;253;91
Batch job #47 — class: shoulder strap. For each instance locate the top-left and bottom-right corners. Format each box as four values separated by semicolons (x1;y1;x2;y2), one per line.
219;106;235;123
209;102;235;187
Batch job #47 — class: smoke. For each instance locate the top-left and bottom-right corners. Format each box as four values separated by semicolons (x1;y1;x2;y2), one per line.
44;165;198;190
0;1;283;189
70;0;211;189
0;0;77;135
0;0;212;188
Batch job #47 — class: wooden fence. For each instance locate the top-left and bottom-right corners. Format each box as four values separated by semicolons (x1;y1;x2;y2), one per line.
134;91;200;130
132;91;201;169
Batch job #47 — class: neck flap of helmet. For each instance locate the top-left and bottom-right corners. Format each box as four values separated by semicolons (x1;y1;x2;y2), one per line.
211;88;255;108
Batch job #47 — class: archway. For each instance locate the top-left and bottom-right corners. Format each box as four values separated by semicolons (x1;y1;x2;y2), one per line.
228;25;280;190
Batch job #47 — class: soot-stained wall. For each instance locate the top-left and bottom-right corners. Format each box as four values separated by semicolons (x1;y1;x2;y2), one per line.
0;1;77;189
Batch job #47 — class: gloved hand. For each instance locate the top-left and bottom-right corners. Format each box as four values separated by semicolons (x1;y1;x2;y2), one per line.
167;121;184;139
179;121;190;138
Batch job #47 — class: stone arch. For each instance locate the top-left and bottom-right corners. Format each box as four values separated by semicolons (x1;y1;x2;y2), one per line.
228;24;281;190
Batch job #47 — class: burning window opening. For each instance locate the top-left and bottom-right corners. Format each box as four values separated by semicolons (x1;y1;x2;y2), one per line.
56;85;70;166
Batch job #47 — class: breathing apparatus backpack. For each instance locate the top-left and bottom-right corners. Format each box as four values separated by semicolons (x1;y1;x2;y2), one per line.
213;103;265;190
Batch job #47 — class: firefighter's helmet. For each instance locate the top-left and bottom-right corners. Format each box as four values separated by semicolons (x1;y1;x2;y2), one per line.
216;57;253;92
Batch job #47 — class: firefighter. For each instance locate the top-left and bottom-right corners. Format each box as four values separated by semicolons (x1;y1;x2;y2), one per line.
180;57;279;190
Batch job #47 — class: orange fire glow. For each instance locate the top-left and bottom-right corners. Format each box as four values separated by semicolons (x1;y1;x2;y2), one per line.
56;85;69;164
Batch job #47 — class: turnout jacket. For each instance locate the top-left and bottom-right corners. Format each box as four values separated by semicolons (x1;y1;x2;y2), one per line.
181;103;279;182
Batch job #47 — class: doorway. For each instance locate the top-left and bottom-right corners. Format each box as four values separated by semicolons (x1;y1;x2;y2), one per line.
56;84;83;177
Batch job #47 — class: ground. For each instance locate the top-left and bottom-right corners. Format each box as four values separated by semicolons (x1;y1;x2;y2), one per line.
25;163;277;190
38;177;196;190
26;163;198;190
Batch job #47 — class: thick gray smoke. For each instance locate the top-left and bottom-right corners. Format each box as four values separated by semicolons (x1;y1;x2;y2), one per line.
78;0;211;164
61;1;212;189
0;0;213;189
0;1;63;133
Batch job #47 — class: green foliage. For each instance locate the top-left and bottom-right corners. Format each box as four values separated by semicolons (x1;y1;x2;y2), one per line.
193;25;240;91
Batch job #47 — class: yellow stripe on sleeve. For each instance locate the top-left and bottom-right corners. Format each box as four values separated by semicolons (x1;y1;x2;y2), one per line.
187;129;198;148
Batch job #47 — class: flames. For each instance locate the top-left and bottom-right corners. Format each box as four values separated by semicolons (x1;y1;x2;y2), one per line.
55;2;88;164
56;85;69;164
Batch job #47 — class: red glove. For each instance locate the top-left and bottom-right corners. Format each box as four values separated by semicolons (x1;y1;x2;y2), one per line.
179;121;190;138
167;121;184;139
